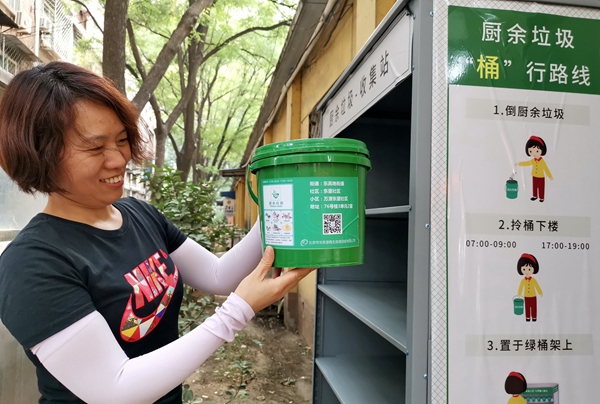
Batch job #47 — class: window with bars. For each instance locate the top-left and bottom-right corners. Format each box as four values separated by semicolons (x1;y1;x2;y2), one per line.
42;0;74;61
0;45;24;75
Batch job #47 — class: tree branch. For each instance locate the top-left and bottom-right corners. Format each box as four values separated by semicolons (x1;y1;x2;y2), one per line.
132;0;214;111
128;19;171;40
168;131;183;167
203;20;290;62
69;0;103;34
125;63;139;80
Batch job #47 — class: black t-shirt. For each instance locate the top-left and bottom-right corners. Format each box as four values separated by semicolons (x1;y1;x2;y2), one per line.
0;197;188;403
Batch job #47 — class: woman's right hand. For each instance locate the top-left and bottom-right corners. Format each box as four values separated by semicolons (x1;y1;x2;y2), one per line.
234;246;316;313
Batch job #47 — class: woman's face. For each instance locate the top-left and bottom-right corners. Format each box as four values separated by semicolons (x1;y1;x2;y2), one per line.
528;146;542;158
54;100;131;209
521;264;535;276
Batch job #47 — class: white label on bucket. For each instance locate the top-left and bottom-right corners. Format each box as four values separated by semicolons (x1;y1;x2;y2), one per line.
260;177;360;249
263;184;294;246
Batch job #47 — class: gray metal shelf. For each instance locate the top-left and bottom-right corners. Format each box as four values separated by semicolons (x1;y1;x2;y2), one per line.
318;283;407;352
365;205;411;218
315;355;406;404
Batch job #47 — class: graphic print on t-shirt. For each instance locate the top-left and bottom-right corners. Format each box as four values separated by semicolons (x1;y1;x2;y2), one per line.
120;249;179;342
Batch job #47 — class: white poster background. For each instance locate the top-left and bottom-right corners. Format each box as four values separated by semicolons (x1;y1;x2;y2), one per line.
428;0;600;404
447;84;600;401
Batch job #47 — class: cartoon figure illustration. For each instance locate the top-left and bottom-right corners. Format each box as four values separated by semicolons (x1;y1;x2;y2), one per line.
505;372;527;404
517;253;543;322
516;136;553;202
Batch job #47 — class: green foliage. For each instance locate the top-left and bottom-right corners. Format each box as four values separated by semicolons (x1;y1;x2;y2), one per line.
178;289;217;336
182;384;204;403
225;359;254;402
74;0;298;172
281;377;296;386
142;164;236;251
73;33;103;72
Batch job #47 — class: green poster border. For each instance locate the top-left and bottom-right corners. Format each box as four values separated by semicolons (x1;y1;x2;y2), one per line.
448;5;600;95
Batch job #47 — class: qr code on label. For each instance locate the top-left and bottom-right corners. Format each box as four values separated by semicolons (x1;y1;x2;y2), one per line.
323;213;342;235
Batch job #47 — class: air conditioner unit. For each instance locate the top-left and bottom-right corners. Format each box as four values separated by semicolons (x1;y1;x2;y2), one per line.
39;15;51;33
15;11;32;34
40;33;52;50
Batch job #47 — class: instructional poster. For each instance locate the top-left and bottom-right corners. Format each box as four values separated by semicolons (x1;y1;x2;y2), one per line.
437;2;600;403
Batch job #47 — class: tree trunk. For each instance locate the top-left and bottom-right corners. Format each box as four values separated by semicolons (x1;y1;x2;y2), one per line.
179;86;197;182
176;12;209;181
126;18;167;167
151;124;166;167
103;0;130;94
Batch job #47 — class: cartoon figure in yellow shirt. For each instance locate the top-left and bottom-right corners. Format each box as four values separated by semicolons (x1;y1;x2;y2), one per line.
517;253;543;322
505;371;527;404
516;136;552;202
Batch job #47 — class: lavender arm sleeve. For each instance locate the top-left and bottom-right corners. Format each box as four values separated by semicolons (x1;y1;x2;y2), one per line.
31;293;254;404
170;220;263;295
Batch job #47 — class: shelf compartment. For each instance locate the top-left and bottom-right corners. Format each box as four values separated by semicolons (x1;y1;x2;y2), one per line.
315;355;406;404
318;283;407;352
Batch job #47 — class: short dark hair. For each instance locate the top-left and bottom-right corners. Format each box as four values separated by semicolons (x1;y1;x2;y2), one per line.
525;136;547;156
517;253;539;275
505;372;527;395
0;61;151;194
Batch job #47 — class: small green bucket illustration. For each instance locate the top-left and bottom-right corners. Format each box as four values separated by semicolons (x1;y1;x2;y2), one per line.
513;296;524;315
506;179;518;199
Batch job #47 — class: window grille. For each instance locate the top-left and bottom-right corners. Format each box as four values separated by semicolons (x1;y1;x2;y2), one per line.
0;43;24;76
42;0;74;61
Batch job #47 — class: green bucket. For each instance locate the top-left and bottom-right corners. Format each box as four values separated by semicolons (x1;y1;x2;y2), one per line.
513;296;524;315
248;138;371;268
506;179;518;199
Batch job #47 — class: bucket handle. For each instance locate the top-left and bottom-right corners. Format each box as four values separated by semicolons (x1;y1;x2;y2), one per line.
246;165;259;205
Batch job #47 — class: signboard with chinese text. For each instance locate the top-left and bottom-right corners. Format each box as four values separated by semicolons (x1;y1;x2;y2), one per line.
223;197;235;217
322;12;412;138
430;1;600;403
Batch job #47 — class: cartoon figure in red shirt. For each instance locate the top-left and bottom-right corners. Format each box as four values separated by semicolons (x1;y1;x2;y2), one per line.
505;372;527;404
517;253;543;322
516;136;553;202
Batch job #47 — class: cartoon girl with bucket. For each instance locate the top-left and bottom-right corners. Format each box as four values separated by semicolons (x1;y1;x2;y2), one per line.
517;253;543;322
505;372;527;404
516;136;553;202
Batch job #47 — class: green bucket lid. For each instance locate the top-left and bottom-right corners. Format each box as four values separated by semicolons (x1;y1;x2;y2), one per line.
251;138;369;164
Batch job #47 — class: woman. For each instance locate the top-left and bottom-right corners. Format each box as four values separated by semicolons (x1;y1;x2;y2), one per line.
0;61;315;403
516;253;543;322
516;135;553;202
504;371;527;404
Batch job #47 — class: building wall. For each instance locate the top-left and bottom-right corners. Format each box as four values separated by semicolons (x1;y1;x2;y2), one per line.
271;101;289;142
300;3;355;122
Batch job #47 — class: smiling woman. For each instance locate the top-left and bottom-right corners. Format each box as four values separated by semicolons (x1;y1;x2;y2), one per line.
45;101;133;227
0;62;149;196
0;61;315;404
